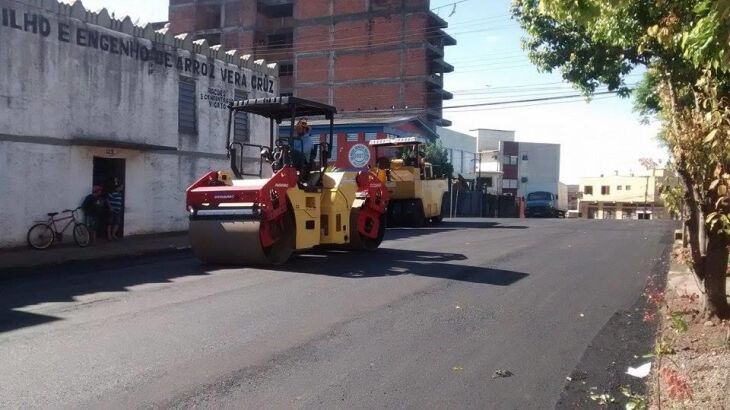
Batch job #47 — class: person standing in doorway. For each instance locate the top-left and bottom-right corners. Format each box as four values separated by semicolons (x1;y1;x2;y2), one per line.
81;185;108;244
107;184;124;240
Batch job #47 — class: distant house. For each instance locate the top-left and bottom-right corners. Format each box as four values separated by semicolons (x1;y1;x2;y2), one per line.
472;129;561;198
578;170;677;220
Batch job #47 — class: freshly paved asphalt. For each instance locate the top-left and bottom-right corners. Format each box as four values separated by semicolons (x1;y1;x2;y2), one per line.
0;218;672;409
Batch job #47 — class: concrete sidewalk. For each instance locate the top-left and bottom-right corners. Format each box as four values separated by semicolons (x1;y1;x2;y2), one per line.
667;255;730;297
0;232;190;275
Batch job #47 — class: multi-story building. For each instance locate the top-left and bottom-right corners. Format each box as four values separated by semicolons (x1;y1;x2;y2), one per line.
577;170;675;219
473;129;561;198
168;0;455;127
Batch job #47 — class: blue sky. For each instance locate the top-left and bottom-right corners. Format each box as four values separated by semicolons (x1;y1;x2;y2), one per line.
67;0;668;183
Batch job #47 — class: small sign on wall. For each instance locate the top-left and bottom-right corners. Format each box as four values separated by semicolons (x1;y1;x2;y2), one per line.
348;144;371;168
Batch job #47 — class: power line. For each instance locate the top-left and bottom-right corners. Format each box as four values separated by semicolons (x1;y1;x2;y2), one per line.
431;0;471;12
444;95;620;112
307;91;627;116
443;90;627;110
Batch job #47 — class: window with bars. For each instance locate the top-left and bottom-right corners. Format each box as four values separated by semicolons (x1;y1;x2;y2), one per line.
178;76;197;135
346;133;359;142
365;132;378;141
279;63;294;77
502;179;518;189
233;90;249;143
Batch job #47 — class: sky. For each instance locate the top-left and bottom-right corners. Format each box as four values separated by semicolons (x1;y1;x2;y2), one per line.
64;0;669;184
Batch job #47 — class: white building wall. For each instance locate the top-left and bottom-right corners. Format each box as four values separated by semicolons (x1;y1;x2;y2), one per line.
436;126;477;180
577;169;676;220
516;142;561;198
474;129;515;152
0;0;278;247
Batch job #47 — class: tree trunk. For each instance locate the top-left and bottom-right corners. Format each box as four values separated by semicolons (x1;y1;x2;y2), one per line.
703;231;730;319
677;164;706;279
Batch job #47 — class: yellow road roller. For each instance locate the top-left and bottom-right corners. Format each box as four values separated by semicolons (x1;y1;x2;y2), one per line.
370;137;448;227
186;97;388;265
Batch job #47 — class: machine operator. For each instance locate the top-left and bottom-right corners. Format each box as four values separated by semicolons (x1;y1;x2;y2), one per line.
292;119;316;180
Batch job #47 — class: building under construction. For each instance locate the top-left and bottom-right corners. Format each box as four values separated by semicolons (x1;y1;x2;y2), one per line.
168;0;455;127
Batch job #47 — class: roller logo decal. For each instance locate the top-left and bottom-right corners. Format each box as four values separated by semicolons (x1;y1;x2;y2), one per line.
275;183;290;188
348;144;371;168
214;194;234;199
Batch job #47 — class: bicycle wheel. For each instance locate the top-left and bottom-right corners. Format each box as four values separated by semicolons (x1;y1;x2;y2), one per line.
73;223;91;247
27;223;55;250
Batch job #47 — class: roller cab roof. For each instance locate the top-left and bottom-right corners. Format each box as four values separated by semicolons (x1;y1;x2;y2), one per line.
229;97;337;121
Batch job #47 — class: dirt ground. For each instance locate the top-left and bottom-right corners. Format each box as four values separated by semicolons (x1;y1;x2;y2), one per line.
647;284;730;409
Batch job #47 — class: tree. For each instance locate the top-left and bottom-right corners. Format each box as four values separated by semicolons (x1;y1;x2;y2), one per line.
512;0;730;318
423;140;454;179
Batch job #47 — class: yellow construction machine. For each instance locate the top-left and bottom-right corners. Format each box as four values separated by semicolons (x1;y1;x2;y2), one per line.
186;97;388;265
370;137;448;227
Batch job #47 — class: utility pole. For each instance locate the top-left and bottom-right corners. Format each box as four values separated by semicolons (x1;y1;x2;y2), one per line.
644;174;650;219
478;151;482;188
639;158;658;220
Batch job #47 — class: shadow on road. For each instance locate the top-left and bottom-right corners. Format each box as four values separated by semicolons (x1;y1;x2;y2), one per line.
0;228;529;334
270;247;529;286
0;253;211;334
385;219;528;241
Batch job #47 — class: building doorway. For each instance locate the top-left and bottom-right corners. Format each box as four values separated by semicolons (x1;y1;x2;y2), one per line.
92;157;126;239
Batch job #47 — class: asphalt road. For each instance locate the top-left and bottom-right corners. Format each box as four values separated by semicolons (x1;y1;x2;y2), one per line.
0;218;672;409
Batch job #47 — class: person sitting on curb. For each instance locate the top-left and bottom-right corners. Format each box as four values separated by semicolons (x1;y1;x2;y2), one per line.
81;185;108;244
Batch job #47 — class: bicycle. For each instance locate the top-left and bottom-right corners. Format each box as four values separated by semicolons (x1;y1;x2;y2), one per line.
27;207;91;250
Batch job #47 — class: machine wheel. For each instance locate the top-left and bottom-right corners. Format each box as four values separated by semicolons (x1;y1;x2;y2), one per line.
349;209;387;251
189;209;295;266
403;199;425;227
27;223;55;250
387;200;403;227
263;211;295;265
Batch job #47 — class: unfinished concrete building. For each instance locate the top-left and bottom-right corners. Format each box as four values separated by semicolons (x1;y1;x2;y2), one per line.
169;0;455;126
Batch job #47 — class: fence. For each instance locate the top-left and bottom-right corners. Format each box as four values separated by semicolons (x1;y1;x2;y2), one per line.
442;191;518;218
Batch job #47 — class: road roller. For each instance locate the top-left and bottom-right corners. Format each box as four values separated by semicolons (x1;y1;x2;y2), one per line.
370;137;448;227
185;97;388;265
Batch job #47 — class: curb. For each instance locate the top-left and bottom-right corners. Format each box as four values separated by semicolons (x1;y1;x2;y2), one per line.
0;245;192;281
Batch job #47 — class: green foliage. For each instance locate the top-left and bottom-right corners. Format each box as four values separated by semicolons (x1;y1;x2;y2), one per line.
620;386;648;410
423;140;453;179
682;0;730;69
643;338;675;358
670;312;689;333
589;392;616;406
633;70;662;121
512;0;730;318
